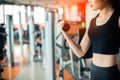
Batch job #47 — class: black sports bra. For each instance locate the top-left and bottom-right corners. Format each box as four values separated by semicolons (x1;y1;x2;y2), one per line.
88;10;120;54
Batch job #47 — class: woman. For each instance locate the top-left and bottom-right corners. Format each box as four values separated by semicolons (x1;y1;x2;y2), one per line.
58;0;120;80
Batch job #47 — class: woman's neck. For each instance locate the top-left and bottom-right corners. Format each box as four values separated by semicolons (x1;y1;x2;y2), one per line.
99;6;114;17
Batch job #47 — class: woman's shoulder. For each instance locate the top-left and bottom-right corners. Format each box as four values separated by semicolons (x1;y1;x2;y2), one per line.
90;14;99;23
86;13;99;30
89;14;99;26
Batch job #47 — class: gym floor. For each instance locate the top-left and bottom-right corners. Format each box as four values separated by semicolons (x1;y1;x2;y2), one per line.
1;44;74;80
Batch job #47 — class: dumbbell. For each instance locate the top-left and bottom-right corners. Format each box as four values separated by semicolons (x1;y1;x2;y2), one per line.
58;20;70;32
62;22;70;32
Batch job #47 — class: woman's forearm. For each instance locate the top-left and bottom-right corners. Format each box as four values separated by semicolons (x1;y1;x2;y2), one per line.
61;30;84;58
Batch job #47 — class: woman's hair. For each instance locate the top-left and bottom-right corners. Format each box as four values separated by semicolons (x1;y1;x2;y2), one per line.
110;0;120;11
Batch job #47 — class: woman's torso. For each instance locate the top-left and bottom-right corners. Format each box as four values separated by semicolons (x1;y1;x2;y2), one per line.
92;53;117;67
88;10;120;67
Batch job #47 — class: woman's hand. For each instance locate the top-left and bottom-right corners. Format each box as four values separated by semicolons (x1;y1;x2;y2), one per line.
58;20;65;29
58;20;70;32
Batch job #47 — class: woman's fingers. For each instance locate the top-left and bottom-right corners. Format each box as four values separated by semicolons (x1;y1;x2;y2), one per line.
58;20;65;28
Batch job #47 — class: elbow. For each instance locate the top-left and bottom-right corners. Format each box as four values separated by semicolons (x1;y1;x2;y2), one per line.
75;50;85;58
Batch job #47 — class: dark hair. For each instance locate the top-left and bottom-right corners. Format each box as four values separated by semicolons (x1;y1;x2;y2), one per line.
110;0;120;11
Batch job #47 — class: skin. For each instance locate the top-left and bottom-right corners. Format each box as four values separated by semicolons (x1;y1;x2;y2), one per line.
58;0;120;67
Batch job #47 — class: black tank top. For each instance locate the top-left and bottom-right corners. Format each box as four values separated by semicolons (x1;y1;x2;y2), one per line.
88;10;120;54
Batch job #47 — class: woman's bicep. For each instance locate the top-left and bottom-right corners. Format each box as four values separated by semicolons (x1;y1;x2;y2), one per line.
80;29;91;55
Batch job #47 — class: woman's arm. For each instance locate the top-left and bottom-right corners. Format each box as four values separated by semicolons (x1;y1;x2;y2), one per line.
58;21;91;58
